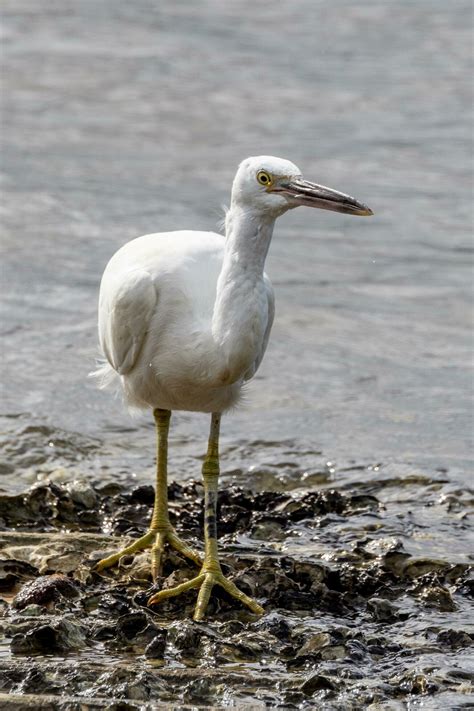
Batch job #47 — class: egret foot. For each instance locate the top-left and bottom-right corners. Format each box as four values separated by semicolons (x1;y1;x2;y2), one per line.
148;413;264;619
95;526;202;580
147;563;264;620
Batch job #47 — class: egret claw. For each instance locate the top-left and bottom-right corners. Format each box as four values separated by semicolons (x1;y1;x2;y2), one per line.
148;567;264;620
95;527;202;579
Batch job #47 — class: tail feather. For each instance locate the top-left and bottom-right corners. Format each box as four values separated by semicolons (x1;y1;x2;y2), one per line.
89;358;120;391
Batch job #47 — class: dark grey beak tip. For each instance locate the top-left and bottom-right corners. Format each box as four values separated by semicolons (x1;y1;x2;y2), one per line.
282;178;374;218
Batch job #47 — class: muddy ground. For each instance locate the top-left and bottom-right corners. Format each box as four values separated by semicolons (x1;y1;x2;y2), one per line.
0;470;472;710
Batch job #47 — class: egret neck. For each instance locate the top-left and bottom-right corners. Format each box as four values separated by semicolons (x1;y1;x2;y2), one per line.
211;205;276;384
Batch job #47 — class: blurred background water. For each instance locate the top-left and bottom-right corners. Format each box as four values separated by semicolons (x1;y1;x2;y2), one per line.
1;0;472;492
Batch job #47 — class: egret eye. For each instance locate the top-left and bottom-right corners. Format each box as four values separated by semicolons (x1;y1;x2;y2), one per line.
256;170;272;187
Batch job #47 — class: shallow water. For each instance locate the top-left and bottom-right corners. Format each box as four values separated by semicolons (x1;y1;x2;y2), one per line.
0;0;473;708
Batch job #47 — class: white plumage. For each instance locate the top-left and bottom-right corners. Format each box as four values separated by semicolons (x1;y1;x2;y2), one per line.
96;155;372;415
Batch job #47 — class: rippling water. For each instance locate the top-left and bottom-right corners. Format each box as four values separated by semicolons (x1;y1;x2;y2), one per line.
2;0;472;484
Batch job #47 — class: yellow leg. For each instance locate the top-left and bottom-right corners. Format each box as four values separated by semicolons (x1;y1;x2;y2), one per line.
96;408;202;578
148;412;264;619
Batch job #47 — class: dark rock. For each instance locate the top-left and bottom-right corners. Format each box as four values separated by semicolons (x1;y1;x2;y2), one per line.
92;622;117;641
13;667;62;695
168;620;204;652
420;585;456;611
437;629;472;649
10;618;86;654
297;632;331;656
116;611;149;640
13;574;79;609
144;630;167;658
367;597;402;623
398;672;438;696
98;592;131;616
255;611;292;641
0;558;39;591
127;485;155;506
301;673;336;696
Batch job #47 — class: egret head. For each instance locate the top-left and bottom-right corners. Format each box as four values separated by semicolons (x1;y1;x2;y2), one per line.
232;155;373;218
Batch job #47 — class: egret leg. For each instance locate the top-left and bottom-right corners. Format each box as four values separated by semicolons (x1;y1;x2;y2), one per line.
96;408;202;578
148;413;264;619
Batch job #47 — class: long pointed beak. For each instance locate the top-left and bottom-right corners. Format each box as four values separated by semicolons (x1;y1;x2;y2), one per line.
279;178;373;216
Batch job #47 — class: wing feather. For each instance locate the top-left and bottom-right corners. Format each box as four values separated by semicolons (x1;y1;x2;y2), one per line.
99;268;157;375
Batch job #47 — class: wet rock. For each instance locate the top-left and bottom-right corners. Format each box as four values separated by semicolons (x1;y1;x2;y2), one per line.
0;475;472;708
183;677;214;704
12;574;79;609
367;597;403;623
403;558;451;578
362;536;404;558
301;673;336;696
347;493;379;512
144;630;167;658
167;619;204;652
296;631;331;656
420;585;456;611
321;644;346;660
437;629;472;649
126;484;155;506
91;622;117;641
15;603;44;617
250;518;286;541
0;558;38;591
116;611;149;640
86;669;156;701
381;550;412;576
397;671;438;696
218;619;245;636
10;618;87;654
98;591;131;616
13;667;62;695
255;611;292;641
65;480;97;509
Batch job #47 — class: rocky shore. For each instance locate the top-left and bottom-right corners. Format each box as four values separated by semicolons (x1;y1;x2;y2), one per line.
0;475;472;708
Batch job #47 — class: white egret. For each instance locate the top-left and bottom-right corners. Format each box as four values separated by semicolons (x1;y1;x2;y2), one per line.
94;156;373;620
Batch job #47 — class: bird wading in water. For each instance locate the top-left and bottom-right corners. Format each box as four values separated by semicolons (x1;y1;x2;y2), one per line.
94;156;373;620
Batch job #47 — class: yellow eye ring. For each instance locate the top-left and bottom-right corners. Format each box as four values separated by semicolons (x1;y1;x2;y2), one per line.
256;170;273;187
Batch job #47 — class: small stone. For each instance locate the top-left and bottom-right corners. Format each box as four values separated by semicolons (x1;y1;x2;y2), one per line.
10;618;86;654
117;611;149;640
92;622;117;641
128;485;155;505
0;558;39;592
367;597;402;623
144;631;167;658
65;480;97;509
321;644;346;660
403;558;448;578
168;620;203;652
297;632;331;656
421;586;456;612
437;629;472;649
13;574;79;610
301;673;336;696
16;603;44;617
255;612;292;641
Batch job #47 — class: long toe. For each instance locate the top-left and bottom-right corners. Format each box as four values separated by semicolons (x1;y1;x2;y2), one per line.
147;567;264;620
95;530;156;572
95;527;201;578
